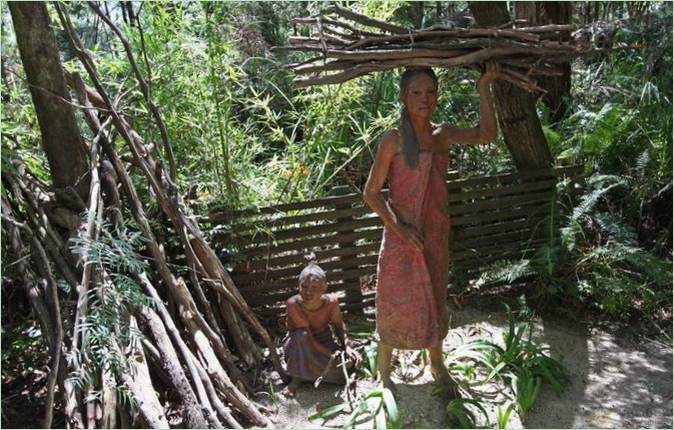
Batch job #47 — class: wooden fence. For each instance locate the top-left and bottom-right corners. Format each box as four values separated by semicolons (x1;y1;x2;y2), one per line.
209;165;584;314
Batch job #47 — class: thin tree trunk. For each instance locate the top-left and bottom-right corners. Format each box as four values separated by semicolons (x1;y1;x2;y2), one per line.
515;2;572;125
2;182;83;429
8;2;90;208
469;1;554;170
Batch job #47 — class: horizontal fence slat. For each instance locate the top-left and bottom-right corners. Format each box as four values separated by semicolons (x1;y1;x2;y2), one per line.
245;242;381;271
239;276;365;298
243;282;364;306
226;216;383;246
446;165;583;189
447;190;554;216
226;193;366;219
450;203;552;227
453;228;547;250
239;228;383;257
447;178;557;203
239;265;378;292
452;238;548;262
233;254;380;284
222;205;373;232
453;215;547;240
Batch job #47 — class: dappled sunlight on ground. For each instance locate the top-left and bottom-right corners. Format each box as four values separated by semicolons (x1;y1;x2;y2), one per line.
264;305;672;429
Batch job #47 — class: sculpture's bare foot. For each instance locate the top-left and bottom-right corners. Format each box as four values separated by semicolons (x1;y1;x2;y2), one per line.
281;377;302;398
431;365;459;400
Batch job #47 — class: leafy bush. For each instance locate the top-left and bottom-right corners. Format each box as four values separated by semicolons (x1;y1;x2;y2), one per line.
476;173;672;320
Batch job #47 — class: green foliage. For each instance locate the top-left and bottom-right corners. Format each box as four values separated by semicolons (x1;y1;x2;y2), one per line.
308;387;400;429
496;403;515;429
555;3;672;224
445;398;489;429
509;367;541;416
570;175;627;221
446;305;568;419
307;402;349;422
359;340;379;379
345;388;400;429
476;170;672;320
67;219;155;407
347;322;379;378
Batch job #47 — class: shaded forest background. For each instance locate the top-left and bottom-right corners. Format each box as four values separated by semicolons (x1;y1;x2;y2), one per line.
1;1;672;428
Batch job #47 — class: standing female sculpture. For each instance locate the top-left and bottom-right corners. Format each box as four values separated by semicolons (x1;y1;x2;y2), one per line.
363;63;502;393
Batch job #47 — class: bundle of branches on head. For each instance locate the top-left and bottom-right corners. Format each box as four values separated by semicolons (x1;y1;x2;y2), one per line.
273;5;640;90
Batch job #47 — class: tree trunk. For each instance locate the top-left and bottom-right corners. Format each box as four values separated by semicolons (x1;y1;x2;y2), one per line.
469;1;554;170
409;1;424;29
515;2;572;125
8;2;90;209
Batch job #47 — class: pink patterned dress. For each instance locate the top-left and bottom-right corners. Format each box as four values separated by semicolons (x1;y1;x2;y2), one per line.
375;151;450;349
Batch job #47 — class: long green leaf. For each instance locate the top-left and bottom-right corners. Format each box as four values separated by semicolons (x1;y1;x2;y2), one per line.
382;387;400;429
308;403;349;421
486;361;507;382
375;405;387;429
497;404;514;429
343;401;369;429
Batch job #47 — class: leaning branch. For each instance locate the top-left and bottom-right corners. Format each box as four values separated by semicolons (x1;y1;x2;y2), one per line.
87;1;177;185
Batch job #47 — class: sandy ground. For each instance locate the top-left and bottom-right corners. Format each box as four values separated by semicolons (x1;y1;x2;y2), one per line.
260;305;672;429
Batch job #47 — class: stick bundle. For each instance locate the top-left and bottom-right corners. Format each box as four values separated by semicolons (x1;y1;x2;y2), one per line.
275;6;636;91
5;3;290;428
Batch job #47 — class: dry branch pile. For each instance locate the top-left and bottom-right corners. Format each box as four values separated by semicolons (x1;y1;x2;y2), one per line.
275;6;634;91
2;3;287;429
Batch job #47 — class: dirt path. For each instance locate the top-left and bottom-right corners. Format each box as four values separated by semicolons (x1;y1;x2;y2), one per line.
263;306;672;429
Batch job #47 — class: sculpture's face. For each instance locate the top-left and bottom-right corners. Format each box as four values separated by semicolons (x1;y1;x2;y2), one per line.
299;278;327;303
402;74;438;119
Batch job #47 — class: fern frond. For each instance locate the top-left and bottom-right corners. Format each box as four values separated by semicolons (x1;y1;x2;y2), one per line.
594;212;638;245
572;175;627;220
635;148;651;177
474;259;535;288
